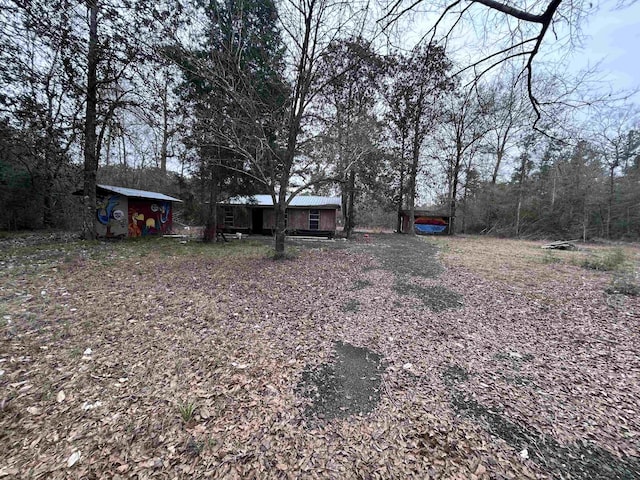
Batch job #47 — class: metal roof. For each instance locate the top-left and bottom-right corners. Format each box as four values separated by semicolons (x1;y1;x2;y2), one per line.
224;194;341;208
97;184;182;202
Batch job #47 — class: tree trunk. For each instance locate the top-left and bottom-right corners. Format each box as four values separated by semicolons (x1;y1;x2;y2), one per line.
42;170;54;228
345;169;355;238
105;125;112;167
491;148;503;184
82;1;99;240
407;161;417;236
160;79;169;173
515;196;522;237
204;169;218;243
607;166;614;239
551;167;556;208
461;161;473;234
408;125;421;237
397;163;404;233
274;188;287;258
120;126;127;167
582;201;588;242
396;134;406;233
515;154;528;238
448;146;463;236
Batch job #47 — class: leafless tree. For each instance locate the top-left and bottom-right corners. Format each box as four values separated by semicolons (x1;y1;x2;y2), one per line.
171;0;371;255
379;0;628;132
587;103;640;238
438;86;490;234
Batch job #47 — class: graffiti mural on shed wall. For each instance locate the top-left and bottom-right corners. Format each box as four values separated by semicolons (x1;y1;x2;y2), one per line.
127;199;172;237
96;194;128;238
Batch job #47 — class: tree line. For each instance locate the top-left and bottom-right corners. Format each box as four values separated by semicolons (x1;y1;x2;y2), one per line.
1;0;638;253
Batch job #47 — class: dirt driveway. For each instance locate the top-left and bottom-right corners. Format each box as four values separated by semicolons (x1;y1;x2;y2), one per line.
1;232;639;478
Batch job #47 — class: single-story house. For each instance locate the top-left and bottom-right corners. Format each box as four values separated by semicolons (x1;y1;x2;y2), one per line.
77;184;182;238
400;209;452;235
219;194;341;237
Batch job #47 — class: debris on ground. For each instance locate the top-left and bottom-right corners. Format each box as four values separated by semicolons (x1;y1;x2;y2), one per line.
541;240;577;250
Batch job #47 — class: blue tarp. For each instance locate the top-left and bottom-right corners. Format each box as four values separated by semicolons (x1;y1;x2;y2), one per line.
415;224;447;234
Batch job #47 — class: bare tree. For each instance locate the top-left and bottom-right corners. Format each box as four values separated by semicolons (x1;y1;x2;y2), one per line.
588;103;640;238
379;0;624;131
478;74;533;184
386;44;452;235
171;0;371;255
439;86;490;234
314;37;385;238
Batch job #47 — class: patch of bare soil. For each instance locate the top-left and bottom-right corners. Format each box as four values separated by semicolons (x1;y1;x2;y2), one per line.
297;341;385;422
1;234;638;479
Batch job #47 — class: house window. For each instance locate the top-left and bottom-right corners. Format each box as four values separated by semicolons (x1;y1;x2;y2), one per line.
309;209;320;230
224;206;234;226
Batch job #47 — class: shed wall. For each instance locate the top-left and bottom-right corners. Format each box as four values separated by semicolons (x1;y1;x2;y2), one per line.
288;210;308;229
96;193;128;238
259;208;337;231
263;209;274;229
320;210;336;231
127;199;173;237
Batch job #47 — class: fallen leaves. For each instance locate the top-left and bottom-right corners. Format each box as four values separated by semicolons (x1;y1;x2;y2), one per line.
0;235;638;478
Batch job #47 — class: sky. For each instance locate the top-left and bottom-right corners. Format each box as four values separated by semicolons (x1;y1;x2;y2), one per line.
572;2;640;96
395;0;640;101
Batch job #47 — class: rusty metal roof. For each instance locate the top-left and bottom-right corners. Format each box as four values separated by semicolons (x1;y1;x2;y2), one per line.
224;194;341;208
97;184;182;202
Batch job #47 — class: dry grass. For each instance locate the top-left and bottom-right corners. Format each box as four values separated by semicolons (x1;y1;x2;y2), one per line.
437;236;639;291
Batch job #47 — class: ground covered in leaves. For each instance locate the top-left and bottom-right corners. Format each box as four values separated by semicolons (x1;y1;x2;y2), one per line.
1;233;639;479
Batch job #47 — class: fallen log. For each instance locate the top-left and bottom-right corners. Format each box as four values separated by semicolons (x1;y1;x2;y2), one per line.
541;240;577;250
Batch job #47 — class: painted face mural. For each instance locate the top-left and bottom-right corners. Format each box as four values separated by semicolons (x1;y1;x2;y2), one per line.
96;194;127;237
96;195;120;225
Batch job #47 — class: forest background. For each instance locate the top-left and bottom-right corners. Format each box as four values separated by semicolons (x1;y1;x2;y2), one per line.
1;0;639;246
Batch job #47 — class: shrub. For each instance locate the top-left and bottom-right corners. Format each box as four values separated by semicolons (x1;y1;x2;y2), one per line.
580;248;626;271
541;252;561;264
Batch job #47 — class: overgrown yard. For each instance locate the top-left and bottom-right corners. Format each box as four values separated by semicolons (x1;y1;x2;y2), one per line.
1;233;639;479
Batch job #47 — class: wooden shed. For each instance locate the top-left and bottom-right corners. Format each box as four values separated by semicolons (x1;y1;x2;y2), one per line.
400;209;452;235
90;184;182;238
219;195;341;237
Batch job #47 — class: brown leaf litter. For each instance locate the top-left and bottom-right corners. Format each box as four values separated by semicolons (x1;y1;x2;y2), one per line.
1;234;639;479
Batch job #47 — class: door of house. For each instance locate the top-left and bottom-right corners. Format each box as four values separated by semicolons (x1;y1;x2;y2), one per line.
252;208;264;235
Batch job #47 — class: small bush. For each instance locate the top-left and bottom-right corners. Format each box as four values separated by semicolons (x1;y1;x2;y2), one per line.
580;248;626;272
178;400;196;424
540;252;561;264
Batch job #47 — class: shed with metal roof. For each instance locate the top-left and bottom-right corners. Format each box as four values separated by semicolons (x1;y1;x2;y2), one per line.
219;194;341;237
90;184;182;238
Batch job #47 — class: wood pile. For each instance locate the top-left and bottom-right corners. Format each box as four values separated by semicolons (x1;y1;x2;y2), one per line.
541;240;577;250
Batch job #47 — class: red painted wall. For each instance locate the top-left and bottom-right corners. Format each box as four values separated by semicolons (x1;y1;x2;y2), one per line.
127;199;173;237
